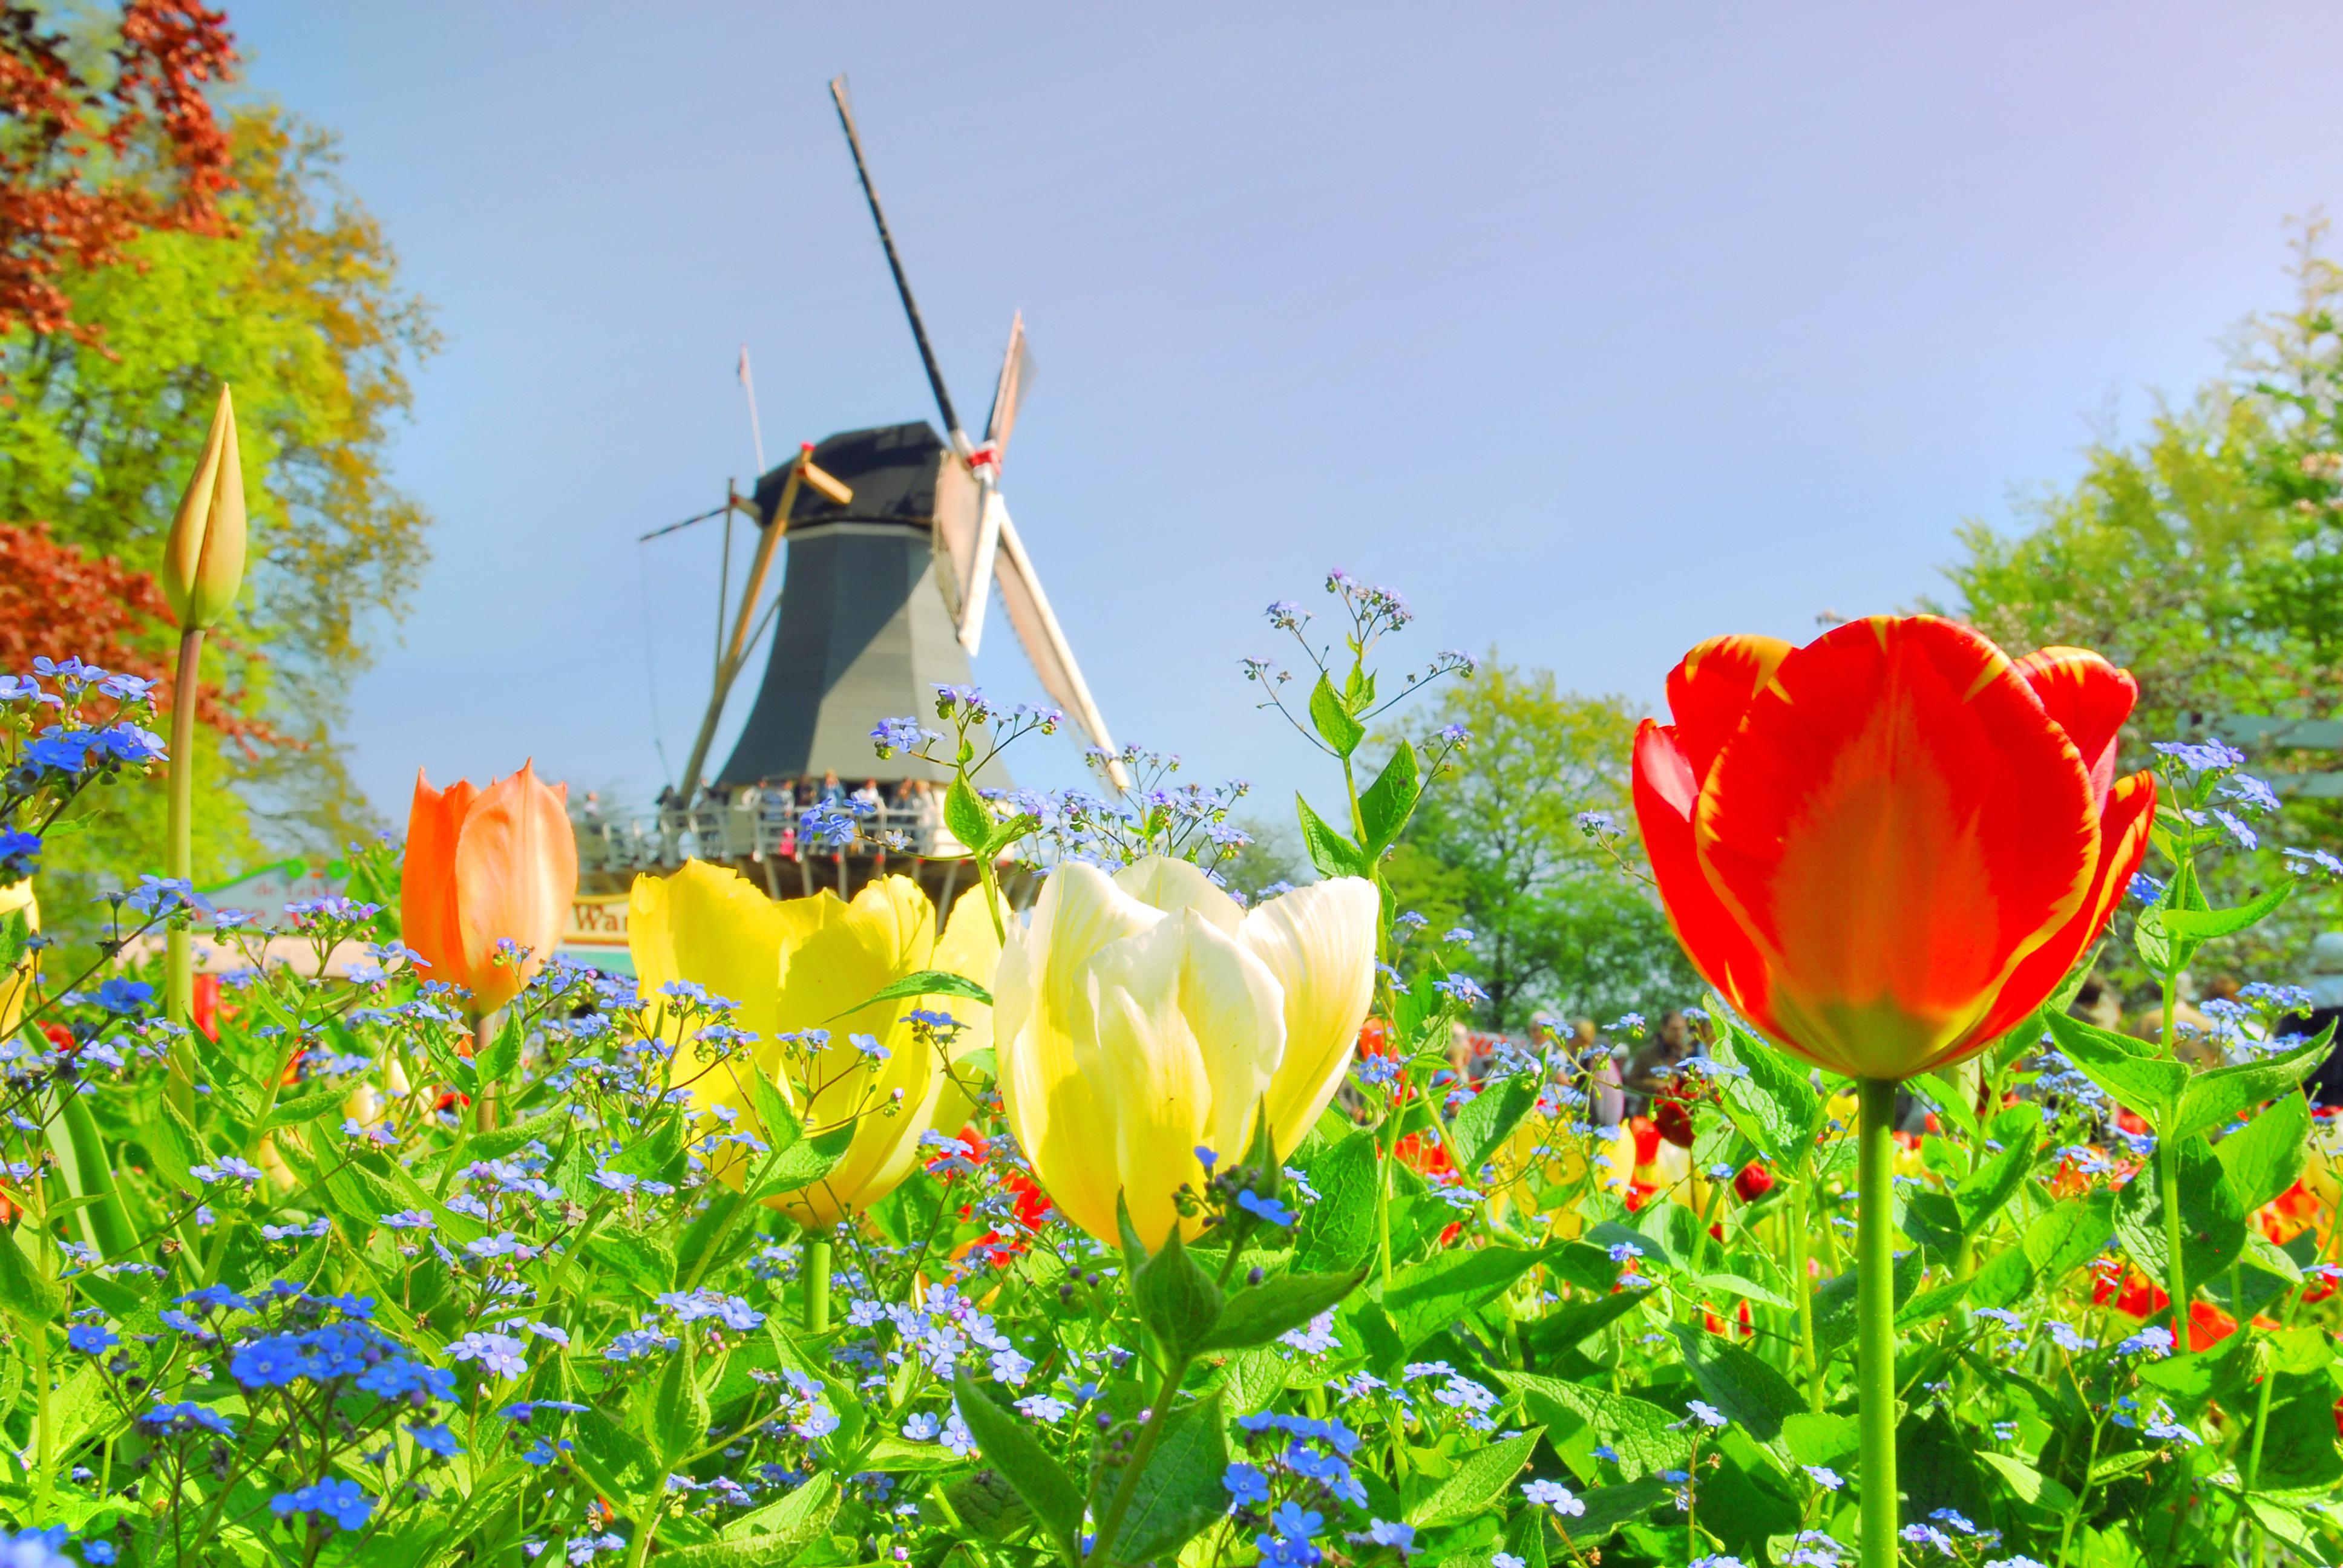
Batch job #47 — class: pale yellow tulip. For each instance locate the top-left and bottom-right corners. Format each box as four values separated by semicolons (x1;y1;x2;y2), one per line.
0;880;36;1038
630;861;998;1227
995;857;1377;1247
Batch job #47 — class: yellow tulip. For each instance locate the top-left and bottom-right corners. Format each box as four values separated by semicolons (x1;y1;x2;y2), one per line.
1486;1103;1598;1240
995;857;1378;1247
0;880;36;1038
160;385;248;632
629;861;999;1227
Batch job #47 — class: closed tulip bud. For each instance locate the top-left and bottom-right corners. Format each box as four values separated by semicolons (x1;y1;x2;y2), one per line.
995;857;1378;1247
160;385;249;631
402;762;578;1021
628;863;1000;1226
1732;1160;1774;1203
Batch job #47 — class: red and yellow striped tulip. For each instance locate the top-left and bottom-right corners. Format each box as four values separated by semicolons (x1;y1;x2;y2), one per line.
402;763;578;1019
1632;616;2154;1082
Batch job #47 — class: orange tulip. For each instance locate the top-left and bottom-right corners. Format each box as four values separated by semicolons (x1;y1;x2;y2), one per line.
402;763;578;1019
1632;616;2155;1081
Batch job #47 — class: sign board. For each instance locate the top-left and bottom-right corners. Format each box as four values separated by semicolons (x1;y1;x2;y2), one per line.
562;893;634;976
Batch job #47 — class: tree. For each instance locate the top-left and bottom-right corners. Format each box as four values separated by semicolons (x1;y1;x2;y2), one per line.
1382;656;1696;1032
0;0;235;342
1945;219;2343;979
0;102;438;858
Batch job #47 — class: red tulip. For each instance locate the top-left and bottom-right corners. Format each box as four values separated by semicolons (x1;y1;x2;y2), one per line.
1633;616;2154;1082
402;763;578;1019
1732;1160;1774;1203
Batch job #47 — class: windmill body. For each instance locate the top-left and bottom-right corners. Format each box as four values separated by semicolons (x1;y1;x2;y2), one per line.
577;77;1118;915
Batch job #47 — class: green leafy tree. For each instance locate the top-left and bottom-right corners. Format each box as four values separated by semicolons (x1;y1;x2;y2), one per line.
1382;655;1695;1031
1945;219;2343;979
0;104;438;876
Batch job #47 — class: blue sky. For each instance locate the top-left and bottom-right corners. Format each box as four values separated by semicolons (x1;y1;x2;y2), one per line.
226;2;2343;837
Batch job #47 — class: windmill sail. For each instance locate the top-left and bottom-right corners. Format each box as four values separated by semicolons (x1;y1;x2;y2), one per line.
991;501;1127;787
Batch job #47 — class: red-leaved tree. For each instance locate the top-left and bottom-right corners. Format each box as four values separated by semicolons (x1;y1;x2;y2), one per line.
0;520;278;748
0;0;237;346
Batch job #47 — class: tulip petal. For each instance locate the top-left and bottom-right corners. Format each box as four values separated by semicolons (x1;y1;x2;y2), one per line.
2012;647;2138;803
453;763;577;1016
401;771;476;996
1956;769;2157;1065
1666;634;1795;786
1631;720;1774;1020
1115;857;1244;933
1696;616;2100;1079
1090;910;1285;1245
995;864;1161;1244
1244;877;1378;1157
632;860;805;1117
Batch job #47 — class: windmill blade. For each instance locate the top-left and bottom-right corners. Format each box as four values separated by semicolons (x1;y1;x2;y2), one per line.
982;312;1035;457
990;501;1129;789
956;482;1007;655
829;74;968;449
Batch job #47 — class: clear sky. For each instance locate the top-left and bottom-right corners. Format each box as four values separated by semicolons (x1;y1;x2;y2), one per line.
224;1;2343;837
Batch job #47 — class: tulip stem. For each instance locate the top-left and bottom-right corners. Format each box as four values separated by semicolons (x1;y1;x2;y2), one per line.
803;1234;831;1333
1856;1076;1899;1568
163;626;203;1121
2158;978;2189;1357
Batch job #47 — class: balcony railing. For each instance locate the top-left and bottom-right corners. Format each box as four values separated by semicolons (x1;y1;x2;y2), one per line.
571;803;960;875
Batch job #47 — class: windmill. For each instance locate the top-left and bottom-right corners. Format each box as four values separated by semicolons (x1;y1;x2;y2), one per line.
591;77;1127;903
824;74;1128;789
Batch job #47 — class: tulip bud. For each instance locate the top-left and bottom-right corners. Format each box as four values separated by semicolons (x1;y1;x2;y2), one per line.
160;385;248;631
1732;1160;1774;1203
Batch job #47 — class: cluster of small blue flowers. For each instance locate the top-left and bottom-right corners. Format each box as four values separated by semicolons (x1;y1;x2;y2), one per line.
1224;1411;1369;1563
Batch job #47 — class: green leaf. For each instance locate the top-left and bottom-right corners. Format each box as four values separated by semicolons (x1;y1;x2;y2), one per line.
2217;1092;2311;1213
1408;1428;1544;1526
1781;1413;1858;1468
1357;740;1420;854
950;1370;1086;1545
1197;1264;1368;1352
1381;1245;1551;1351
1516;1289;1654;1359
569;1407;656;1503
1813;1249;1923;1359
859;969;995;1009
1449;1075;1537;1177
1952;1102;2042;1233
715;1472;839;1548
1712;1025;1823;1166
2171;1027;2332;1141
261;1086;349;1131
585;1229;677;1298
1308;672;1366;757
1106;1391;1230;1564
2115;1135;2247;1287
940;1468;1031;1544
462;1112;566;1164
1564;1479;1674;1542
944;777;993;854
2249;1371;2343;1489
1670;1327;1804;1444
1297;795;1370;880
749;1122;857;1199
653;1340;712;1469
1976;1451;2078;1512
1293;1129;1379;1273
0;906;28;979
1136;1224;1223;1356
2042;1011;2188;1129
1496;1373;1690;1481
2158;881;2291;940
0;1226;64;1330
475;1011;523;1085
2022;1191;2117;1282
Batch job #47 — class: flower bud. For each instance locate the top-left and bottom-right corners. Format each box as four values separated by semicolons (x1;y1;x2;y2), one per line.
160;384;248;630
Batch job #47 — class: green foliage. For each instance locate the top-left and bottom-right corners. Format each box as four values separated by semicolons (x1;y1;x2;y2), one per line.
1383;656;1695;1028
0;106;438;860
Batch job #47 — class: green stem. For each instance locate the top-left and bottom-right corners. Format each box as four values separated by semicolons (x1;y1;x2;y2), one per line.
1856;1077;1900;1568
2156;977;2189;1357
1093;1344;1190;1564
1789;1171;1821;1413
164;626;203;1121
802;1233;831;1333
473;1013;499;1134
1374;1128;1395;1293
